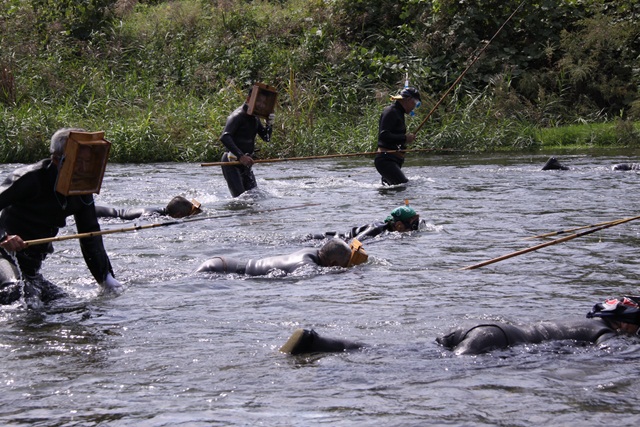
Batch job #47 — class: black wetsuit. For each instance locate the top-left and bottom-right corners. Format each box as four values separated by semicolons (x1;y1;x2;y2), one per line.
95;205;165;220
375;101;409;185
0;159;114;305
219;103;272;197
310;222;391;242
309;219;426;242
612;163;640;171
436;319;617;355
196;248;320;276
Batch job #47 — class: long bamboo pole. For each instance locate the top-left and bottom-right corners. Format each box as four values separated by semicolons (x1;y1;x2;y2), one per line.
523;217;632;240
24;203;318;247
413;0;527;135
460;214;640;270
200;148;450;167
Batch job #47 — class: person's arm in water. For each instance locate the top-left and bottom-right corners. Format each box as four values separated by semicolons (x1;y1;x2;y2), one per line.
352;222;389;241
75;195;119;289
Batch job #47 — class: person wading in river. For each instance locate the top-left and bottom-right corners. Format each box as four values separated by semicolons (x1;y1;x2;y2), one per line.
280;295;640;355
375;87;421;186
0;128;122;307
219;86;275;197
195;238;368;276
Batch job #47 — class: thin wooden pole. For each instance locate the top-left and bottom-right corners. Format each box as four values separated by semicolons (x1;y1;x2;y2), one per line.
24;203;318;247
523;217;631;240
200;148;451;167
460;214;640;270
413;0;526;135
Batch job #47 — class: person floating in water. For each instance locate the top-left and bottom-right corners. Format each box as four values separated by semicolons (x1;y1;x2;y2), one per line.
437;295;640;355
195;238;368;276
95;196;202;220
542;156;640;172
375;87;421;186
279;295;640;355
611;163;640;171
306;204;422;242
0;128;121;306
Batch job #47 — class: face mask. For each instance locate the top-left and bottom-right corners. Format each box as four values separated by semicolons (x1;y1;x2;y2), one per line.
402;219;420;231
409;99;421;116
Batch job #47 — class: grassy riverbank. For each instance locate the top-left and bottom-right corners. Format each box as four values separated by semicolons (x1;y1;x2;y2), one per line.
1;0;638;163
2;87;638;164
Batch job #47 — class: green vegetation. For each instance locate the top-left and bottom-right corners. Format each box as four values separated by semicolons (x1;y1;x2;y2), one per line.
1;0;639;162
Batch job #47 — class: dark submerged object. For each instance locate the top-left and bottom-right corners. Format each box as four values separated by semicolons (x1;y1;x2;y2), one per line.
436;320;615;355
541;157;570;171
612;163;640;171
280;329;363;354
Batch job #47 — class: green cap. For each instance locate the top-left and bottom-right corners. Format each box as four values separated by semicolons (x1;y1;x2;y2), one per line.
385;205;417;223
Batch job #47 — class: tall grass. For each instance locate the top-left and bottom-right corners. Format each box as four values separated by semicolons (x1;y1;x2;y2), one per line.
0;0;638;163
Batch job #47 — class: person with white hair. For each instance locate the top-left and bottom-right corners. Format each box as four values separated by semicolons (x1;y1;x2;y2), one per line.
0;128;122;306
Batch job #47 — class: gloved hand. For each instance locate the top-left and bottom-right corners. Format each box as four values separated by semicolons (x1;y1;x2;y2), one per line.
267;113;275;126
100;273;123;294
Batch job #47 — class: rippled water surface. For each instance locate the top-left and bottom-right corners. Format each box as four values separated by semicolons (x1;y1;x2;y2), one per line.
2;151;640;426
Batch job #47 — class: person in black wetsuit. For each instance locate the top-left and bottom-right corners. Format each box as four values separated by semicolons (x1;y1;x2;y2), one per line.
612;163;640;171
307;204;422;242
375;87;421;186
219;86;275;197
95;196;202;220
0;128;122;306
279;296;640;355
541;156;640;172
195;238;368;276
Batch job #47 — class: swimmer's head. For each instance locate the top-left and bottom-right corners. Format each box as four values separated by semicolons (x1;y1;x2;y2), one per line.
318;238;353;268
587;296;640;329
166;196;202;218
385;205;420;231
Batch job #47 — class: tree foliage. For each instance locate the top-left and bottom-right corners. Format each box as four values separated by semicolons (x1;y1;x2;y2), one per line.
0;0;638;161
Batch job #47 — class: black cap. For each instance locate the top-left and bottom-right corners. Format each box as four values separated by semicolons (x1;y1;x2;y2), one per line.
393;87;421;102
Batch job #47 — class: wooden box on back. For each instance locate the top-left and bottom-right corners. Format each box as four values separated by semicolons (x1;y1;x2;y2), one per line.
56;131;111;196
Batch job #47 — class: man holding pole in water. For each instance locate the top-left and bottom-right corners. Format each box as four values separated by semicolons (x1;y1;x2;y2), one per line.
219;84;275;197
375;86;421;186
0;128;122;306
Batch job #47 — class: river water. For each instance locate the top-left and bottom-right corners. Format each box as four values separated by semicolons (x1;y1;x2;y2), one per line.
1;151;640;426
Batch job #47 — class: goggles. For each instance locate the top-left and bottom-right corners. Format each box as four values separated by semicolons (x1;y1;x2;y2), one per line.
348;238;368;267
402;218;420;231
